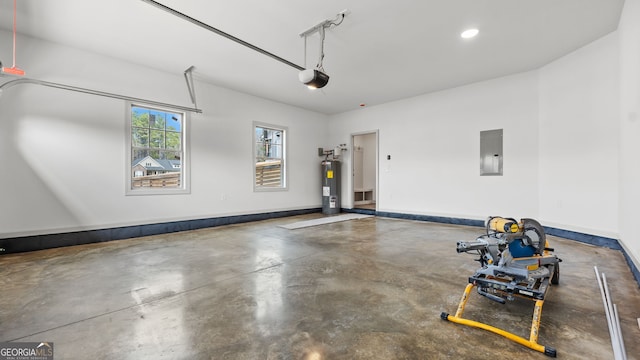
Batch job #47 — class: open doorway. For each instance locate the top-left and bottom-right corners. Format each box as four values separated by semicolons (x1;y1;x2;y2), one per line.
351;131;378;211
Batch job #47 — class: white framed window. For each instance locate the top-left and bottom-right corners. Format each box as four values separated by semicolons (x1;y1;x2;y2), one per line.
253;122;287;191
126;102;190;195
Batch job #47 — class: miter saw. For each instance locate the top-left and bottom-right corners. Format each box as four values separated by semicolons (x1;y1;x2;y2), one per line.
440;216;561;357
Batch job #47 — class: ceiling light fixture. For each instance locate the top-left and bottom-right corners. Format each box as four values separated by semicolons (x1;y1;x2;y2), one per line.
461;28;479;39
299;10;350;89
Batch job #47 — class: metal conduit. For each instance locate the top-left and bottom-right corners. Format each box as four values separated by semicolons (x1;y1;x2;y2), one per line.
140;0;306;71
183;66;198;108
0;77;203;113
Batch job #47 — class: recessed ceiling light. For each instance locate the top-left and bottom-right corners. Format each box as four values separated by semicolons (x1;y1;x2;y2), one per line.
461;28;479;39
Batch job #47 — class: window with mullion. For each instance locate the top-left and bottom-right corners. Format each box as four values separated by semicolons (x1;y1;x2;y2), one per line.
127;104;188;194
254;123;287;190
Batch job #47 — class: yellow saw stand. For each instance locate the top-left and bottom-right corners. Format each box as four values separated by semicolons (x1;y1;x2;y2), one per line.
440;217;560;357
441;283;555;357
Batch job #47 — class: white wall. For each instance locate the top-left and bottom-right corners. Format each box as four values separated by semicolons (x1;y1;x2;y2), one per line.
538;33;620;238
328;21;627;255
0;31;328;237
329;72;540;220
619;0;640;269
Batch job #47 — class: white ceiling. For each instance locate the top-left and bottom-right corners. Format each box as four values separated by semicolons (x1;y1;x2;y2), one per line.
0;0;625;114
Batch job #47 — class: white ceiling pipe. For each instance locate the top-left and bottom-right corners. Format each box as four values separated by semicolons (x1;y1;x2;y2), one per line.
0;76;202;113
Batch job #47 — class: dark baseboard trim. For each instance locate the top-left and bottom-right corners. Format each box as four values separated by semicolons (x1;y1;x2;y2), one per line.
367;210;485;227
621;249;640;288
0;208;321;254
343;208;376;216
543;227;621;250
543;226;640;285
2;207;638;288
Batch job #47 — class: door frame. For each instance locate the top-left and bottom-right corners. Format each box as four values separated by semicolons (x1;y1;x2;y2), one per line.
350;130;379;210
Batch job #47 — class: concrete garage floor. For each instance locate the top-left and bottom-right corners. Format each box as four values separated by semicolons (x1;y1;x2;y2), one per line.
1;215;639;359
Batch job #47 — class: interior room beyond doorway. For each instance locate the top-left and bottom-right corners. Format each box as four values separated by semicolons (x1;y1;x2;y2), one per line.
352;132;377;211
